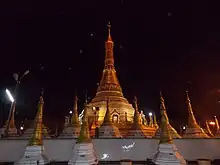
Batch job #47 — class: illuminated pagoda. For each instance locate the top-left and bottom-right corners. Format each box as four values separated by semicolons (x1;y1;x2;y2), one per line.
140;110;148;125
87;22;135;125
214;116;220;138
152;102;186;165
155;93;181;139
60;95;81;138
126;97;155;138
153;113;159;129
205;120;214;137
98;99;122;138
15;93;50;165
183;91;209;138
0;103;17;138
68;103;98;165
21;124;50;139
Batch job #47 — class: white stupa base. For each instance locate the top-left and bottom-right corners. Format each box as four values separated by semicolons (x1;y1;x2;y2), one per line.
59;125;81;138
183;127;209;138
126;129;147;138
152;143;186;165
68;142;98;165
99;125;122;138
15;145;50;165
155;125;181;138
20;129;50;139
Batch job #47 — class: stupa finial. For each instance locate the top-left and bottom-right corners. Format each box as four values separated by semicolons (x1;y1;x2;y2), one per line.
28;90;44;146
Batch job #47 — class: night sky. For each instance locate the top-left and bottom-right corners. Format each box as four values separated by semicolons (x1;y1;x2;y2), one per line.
0;1;220;128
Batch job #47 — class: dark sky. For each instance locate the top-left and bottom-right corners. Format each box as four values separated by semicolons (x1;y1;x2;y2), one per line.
0;1;220;128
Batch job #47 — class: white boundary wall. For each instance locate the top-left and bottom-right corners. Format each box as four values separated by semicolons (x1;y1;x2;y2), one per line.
0;139;220;162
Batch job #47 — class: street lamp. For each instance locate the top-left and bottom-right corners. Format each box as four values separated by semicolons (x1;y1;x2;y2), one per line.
4;70;30;137
148;112;153;117
6;89;14;103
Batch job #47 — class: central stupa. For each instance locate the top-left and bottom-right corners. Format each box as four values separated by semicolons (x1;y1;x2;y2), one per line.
88;23;134;125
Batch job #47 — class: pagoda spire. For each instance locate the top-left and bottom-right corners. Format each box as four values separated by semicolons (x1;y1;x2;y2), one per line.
28;90;44;146
102;98;112;125
71;92;79;125
159;106;172;144
183;91;209;138
185;90;199;128
96;22;122;95
126;96;148;137
105;22;114;69
214;116;219;130
153;95;186;165
160;93;169;122
205;120;214;137
107;22;112;42
133;96;141;124
77;103;91;143
15;90;50;165
99;98;122;138
153;113;159;128
154;92;181;138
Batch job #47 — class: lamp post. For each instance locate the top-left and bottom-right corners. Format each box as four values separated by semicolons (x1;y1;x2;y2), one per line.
4;70;29;137
69;110;73;124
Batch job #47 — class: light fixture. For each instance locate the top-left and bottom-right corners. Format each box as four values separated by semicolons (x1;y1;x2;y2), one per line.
6;89;14;103
209;121;215;125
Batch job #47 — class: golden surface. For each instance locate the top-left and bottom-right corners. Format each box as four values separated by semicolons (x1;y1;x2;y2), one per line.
159;94;181;139
28;96;44;146
153;113;159;128
186;91;201;129
214;116;219;130
89;23;134;124
205;120;214;137
4;103;17;136
77;104;91;143
159;95;172;144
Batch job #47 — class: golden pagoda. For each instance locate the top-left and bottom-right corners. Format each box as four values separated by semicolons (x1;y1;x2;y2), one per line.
153;113;159;129
77;104;91;143
205;121;214;137
214;116;220;138
152;104;186;165
68;103;99;165
98;99;122;138
155;93;181;138
60;95;81;138
126;97;154;137
1;103;18;137
183;91;209;138
88;22;134;125
15;93;50;165
28;96;44;146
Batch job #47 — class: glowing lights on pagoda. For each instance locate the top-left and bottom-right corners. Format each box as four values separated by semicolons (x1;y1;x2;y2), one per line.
15;91;50;165
68;103;99;165
60;94;81;138
152;101;186;165
154;93;181;138
183;91;209;138
98;99;122;138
